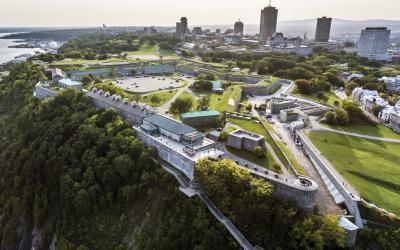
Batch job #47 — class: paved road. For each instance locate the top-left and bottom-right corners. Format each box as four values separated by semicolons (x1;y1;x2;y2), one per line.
267;117;342;215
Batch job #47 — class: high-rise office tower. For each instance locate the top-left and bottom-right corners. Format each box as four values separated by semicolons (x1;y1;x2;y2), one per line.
357;27;391;61
176;17;191;42
315;16;332;43
259;1;278;44
234;20;244;36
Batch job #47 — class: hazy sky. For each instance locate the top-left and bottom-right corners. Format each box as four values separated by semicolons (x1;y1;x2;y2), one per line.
1;0;400;27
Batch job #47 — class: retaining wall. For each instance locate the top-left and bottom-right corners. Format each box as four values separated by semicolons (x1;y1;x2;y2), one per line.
135;127;196;180
242;82;280;96
296;130;363;228
34;83;58;99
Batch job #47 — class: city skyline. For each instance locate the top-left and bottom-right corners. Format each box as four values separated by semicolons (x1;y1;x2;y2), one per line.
1;0;400;27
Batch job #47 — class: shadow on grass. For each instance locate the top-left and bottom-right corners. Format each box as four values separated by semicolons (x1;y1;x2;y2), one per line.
347;171;400;192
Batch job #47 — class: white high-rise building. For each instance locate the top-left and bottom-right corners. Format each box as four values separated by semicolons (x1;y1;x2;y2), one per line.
357;27;391;61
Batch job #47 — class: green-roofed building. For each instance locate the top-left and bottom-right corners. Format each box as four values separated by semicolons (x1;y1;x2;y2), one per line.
212;80;224;94
142;114;205;146
181;110;221;128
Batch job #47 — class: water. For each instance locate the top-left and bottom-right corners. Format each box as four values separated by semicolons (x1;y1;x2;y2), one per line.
0;33;44;64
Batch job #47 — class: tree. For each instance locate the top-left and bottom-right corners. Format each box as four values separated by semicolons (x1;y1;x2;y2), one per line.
193;80;213;92
333;100;340;107
254;146;265;158
197;95;211;111
170;97;193;115
133;94;140;104
372;105;384;117
324;111;337;125
81;75;93;85
150;95;161;105
219;131;228;141
246;103;253;112
345;82;360;96
334;108;350;126
295;79;312;95
316;92;326;102
272;164;280;173
217;112;227;128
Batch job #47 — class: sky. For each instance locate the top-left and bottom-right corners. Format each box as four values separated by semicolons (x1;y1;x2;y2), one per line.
0;0;400;27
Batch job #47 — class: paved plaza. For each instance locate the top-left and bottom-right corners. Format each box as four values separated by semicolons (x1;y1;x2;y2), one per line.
113;76;184;93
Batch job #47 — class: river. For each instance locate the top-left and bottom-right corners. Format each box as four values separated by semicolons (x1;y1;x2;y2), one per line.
0;33;44;64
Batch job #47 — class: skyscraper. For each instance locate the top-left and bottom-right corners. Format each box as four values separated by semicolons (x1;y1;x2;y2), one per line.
315;16;332;43
176;17;191;42
234;20;244;36
357;27;391;61
259;2;278;44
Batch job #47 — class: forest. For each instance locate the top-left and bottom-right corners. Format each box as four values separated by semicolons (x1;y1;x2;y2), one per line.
0;63;399;249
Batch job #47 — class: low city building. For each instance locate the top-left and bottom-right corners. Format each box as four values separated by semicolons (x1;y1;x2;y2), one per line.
268;98;297;114
36;68;70;98
59;78;82;90
181;110;221;128
87;88;153;125
212;80;224;94
280;109;299;123
227;129;266;152
224;34;242;46
352;87;400;133
379;75;400;94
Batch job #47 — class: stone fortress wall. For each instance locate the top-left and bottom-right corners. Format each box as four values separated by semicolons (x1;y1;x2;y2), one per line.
135;127;196;180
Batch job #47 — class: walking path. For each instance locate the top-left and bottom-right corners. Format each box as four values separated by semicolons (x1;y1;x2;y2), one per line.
157;158;259;250
311;120;400;144
156;78;195;114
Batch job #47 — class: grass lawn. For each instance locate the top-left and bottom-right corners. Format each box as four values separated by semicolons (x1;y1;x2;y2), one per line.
210;86;242;112
140;90;179;107
193;85;242;112
292;88;342;107
308;131;400;215
227;117;288;172
323;123;400;140
226;146;278;171
127;44;157;55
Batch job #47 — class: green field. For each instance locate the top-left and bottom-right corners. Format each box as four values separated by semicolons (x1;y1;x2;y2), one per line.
228;117;306;176
292;88;342;107
126;44;157;56
324;123;400;140
192;85;242;112
308;131;400;215
226;146;278;171
140;90;179;107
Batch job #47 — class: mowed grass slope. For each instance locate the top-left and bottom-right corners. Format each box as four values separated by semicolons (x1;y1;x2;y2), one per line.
292;88;342;107
194;85;242;112
308;131;400;215
140;90;179;107
324;123;400;140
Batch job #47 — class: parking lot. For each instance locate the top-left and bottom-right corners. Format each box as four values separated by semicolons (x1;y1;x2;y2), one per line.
113;76;184;93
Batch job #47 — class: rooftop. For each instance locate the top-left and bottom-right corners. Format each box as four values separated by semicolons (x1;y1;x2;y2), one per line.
59;78;82;87
229;129;264;141
181;110;220;119
145;114;197;136
212;80;222;90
